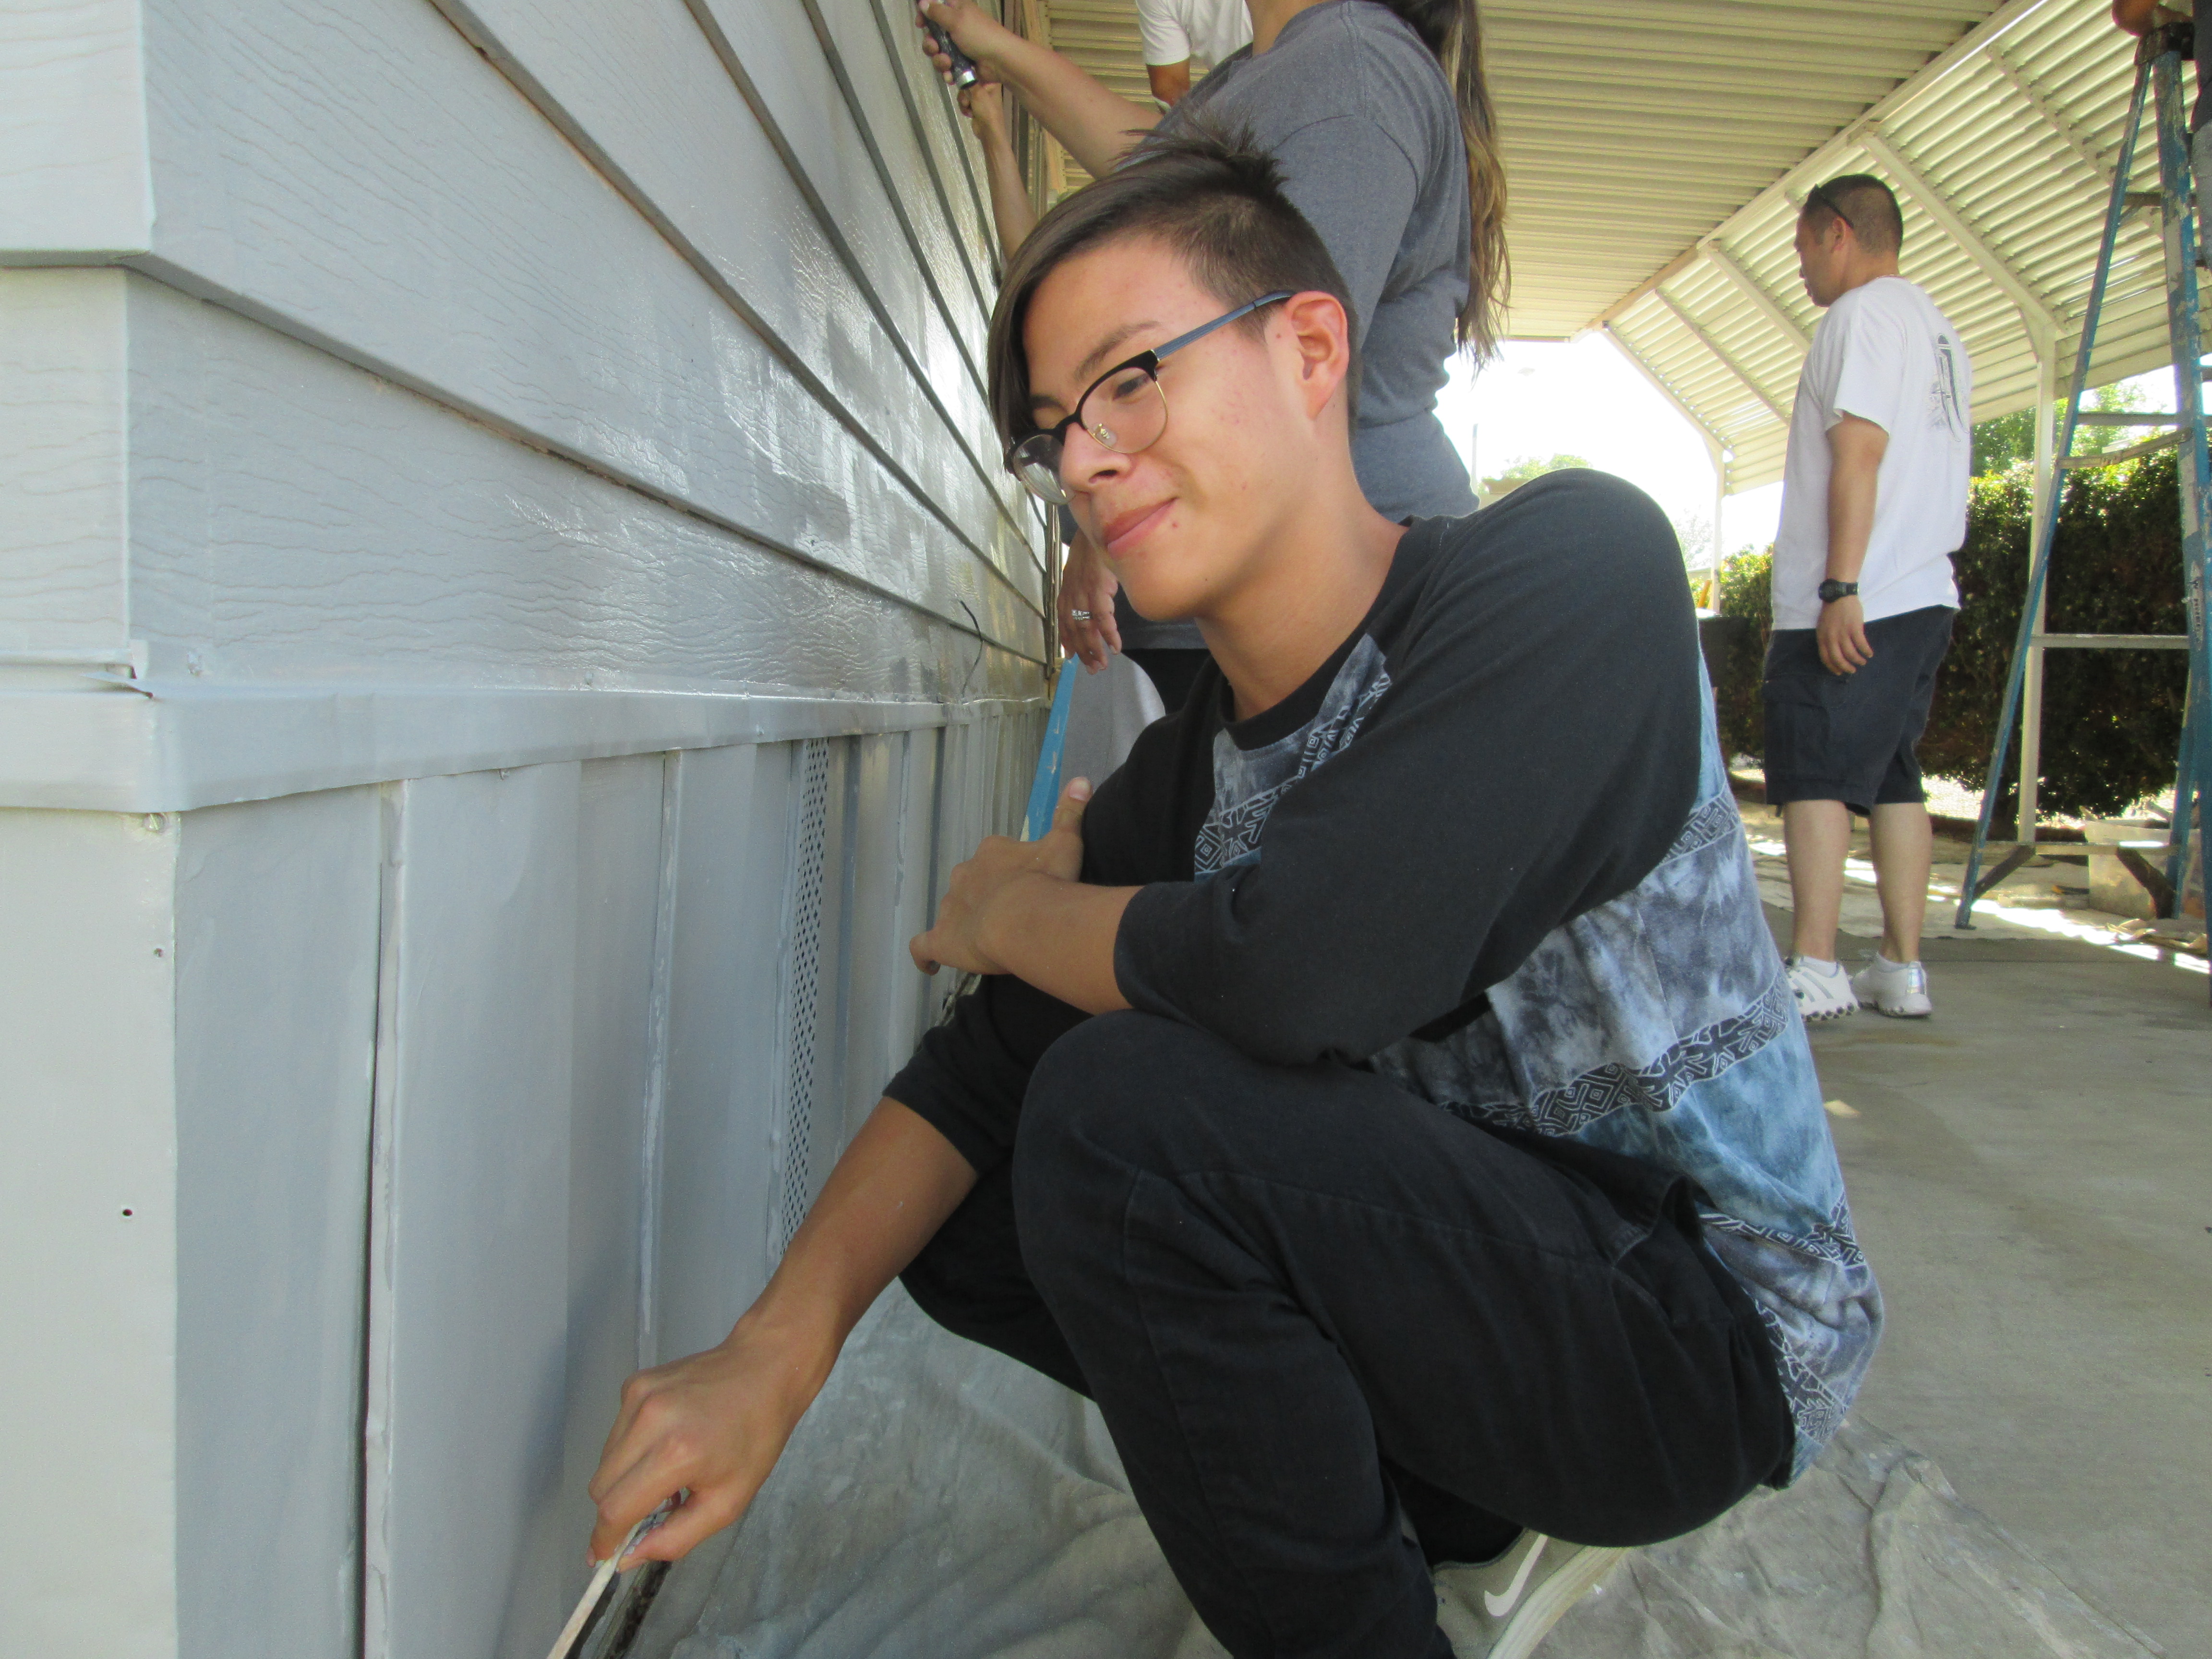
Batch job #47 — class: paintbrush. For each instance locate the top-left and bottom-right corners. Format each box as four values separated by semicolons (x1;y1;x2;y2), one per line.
544;1495;682;1659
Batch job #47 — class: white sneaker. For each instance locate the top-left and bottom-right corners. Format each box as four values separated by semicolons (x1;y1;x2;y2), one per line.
1434;1531;1625;1659
1786;955;1858;1021
1852;952;1933;1017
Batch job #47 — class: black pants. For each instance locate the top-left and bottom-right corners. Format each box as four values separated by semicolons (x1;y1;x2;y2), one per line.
901;1012;1793;1659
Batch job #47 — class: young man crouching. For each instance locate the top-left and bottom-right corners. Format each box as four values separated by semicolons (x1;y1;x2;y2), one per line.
585;132;1880;1659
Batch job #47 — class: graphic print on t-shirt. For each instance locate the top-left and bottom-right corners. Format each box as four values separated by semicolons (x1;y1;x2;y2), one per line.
1195;636;1392;877
1931;335;1965;435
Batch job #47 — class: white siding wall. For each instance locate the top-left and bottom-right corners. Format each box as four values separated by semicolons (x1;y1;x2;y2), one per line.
0;1;1048;1654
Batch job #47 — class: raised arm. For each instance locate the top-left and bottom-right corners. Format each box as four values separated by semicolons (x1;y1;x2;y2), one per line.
918;0;1161;180
962;81;1039;258
586;1099;978;1565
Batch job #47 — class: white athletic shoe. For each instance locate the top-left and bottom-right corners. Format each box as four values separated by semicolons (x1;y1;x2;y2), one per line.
1852;952;1933;1018
1786;955;1859;1021
1434;1531;1625;1659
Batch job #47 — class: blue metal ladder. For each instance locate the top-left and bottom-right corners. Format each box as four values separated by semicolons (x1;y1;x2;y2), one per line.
1956;35;2212;981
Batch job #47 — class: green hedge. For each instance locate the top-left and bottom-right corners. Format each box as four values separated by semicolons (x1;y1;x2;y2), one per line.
1716;454;2190;824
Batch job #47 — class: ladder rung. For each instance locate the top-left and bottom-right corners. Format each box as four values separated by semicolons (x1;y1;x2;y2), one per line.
1974;840;2179;856
2030;632;2190;649
2071;411;2181;425
2056;431;2180;468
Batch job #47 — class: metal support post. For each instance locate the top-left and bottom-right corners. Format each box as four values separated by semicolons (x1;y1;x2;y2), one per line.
1706;437;1728;608
2151;50;2212;936
2019;335;2056;847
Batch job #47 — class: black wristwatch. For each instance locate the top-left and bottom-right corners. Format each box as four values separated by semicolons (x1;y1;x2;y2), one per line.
1817;579;1860;604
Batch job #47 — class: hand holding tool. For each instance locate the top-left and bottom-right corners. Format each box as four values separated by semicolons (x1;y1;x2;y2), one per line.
543;1495;683;1659
920;5;983;88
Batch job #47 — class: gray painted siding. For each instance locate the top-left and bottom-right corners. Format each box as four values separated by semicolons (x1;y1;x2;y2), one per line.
0;0;1047;1653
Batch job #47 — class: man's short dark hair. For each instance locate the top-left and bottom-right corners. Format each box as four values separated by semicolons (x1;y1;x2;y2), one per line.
986;125;1359;455
1802;174;1905;256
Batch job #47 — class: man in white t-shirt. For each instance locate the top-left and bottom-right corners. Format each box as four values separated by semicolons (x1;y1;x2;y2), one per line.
1136;0;1251;106
1765;173;1972;1023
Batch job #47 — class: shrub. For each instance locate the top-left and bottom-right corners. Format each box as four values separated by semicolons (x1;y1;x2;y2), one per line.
1940;454;2189;821
1714;549;1770;761
1714;456;2189;824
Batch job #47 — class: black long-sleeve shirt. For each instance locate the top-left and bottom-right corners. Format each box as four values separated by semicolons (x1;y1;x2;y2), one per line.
888;471;1700;1174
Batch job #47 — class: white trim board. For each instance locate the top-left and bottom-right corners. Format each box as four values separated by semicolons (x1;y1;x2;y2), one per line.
0;681;1038;812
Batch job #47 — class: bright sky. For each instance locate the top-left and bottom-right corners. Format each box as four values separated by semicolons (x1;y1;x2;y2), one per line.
1442;340;2184;579
1433;335;1783;568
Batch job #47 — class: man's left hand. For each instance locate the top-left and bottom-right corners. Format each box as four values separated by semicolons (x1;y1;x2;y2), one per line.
1817;593;1873;675
911;778;1091;975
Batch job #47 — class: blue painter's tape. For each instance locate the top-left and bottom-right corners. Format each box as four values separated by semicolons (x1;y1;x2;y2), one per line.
1022;668;1079;840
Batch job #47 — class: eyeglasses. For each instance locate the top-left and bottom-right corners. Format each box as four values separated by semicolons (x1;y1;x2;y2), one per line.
1007;291;1295;505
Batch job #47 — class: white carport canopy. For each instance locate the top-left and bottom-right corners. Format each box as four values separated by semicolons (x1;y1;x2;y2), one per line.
1554;0;2176;494
1033;0;2177;493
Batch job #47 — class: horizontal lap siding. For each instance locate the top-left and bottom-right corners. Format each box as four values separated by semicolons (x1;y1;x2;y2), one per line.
433;0;1034;582
123;275;1033;699
131;0;1044;677
0;0;152;256
0;269;129;645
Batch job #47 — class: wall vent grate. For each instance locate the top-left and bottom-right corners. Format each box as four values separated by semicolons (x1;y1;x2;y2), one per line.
776;740;834;1256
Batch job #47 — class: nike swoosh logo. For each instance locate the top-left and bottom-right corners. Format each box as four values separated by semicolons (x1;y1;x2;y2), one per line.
1484;1537;1547;1618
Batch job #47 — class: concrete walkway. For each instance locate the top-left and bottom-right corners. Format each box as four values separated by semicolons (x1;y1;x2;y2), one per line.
1754;827;2208;1655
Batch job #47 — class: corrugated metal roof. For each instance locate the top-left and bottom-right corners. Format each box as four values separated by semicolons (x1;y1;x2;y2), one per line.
1032;0;2179;488
1490;0;2005;340
1600;0;2178;489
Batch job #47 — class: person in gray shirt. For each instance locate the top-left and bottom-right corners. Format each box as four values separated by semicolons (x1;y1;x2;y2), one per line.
922;0;1504;694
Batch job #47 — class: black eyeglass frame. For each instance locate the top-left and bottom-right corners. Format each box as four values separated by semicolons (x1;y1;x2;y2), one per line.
1007;290;1297;503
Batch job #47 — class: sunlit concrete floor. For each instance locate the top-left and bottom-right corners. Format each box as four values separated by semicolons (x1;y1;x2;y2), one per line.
1760;876;2209;1656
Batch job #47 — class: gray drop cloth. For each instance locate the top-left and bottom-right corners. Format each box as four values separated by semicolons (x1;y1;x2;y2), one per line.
626;1287;2159;1659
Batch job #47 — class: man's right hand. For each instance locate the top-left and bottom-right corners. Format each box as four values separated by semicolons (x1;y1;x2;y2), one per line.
917;0;1009;81
582;1100;978;1568
1060;530;1123;671
586;1313;833;1568
1816;592;1874;676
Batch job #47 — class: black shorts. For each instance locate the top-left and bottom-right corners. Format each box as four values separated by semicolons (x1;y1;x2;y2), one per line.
1761;604;1955;815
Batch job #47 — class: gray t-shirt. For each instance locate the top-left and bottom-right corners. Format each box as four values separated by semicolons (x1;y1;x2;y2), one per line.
1115;0;1476;649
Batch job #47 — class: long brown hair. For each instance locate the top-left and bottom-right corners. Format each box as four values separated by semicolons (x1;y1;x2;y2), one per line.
1372;0;1508;357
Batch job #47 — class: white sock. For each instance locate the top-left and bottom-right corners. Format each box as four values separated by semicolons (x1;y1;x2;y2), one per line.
1795;956;1840;974
1875;951;1916;970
